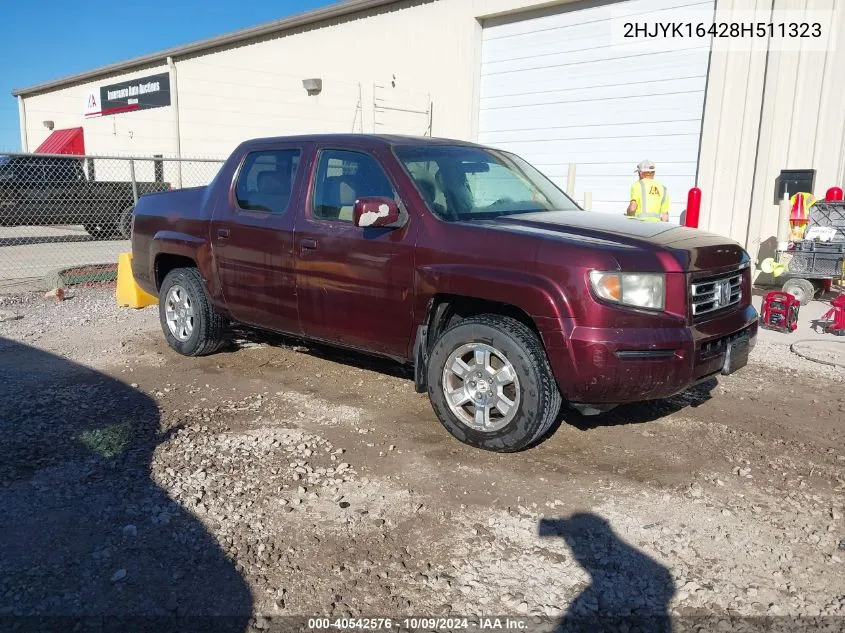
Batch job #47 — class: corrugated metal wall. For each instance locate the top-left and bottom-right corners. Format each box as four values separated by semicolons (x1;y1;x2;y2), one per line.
698;0;845;265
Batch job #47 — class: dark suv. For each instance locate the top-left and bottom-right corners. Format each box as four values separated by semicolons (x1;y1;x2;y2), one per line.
0;154;168;238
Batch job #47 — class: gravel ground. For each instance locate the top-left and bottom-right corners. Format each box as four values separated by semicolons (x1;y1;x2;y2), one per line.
0;287;843;632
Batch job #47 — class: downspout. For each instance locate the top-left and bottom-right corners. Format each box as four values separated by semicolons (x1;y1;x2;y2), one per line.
167;56;183;188
17;96;28;152
744;1;774;262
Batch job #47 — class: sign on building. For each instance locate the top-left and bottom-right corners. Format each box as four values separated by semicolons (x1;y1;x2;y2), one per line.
84;72;171;118
83;90;100;118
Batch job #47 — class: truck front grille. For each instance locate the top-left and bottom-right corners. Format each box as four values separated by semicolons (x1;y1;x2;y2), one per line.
690;271;743;319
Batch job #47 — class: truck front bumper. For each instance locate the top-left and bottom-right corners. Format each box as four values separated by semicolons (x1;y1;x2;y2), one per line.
545;306;758;404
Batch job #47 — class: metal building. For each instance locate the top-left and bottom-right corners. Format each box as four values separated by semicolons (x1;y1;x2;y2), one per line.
12;0;845;262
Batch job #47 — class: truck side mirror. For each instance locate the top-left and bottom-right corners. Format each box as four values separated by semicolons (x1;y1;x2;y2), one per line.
353;197;405;229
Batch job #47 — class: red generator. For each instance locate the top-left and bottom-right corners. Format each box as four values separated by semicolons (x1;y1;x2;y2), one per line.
820;294;845;336
760;291;800;333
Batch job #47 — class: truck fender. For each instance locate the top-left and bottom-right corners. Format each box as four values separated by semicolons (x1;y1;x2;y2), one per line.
411;265;576;392
414;264;575;324
149;231;216;296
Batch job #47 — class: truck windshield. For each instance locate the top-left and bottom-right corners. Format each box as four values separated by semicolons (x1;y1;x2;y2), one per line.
0;156;16;179
0;157;29;182
394;145;579;221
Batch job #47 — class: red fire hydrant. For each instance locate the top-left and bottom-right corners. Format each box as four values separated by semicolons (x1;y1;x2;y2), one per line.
820;294;845;336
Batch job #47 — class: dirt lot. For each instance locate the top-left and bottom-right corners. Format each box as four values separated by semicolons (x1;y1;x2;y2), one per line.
1;287;843;631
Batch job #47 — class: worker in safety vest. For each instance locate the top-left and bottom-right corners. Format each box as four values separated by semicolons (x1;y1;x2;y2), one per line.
627;159;669;222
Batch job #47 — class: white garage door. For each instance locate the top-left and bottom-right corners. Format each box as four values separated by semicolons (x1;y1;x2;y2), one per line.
478;0;714;223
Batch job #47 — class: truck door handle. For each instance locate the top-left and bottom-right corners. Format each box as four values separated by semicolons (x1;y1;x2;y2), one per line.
301;238;318;252
217;228;230;239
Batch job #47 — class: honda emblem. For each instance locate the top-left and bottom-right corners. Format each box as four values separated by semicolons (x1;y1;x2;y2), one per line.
714;280;731;307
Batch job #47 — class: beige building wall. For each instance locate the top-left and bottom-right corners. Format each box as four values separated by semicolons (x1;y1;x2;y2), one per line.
19;0;578;157
172;0;571;156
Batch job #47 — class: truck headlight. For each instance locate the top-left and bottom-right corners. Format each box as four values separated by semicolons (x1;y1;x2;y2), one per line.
589;271;666;311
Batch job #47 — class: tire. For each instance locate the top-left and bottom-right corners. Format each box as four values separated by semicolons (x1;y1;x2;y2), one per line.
83;222;120;240
427;314;562;452
117;205;135;240
782;277;815;306
159;267;227;356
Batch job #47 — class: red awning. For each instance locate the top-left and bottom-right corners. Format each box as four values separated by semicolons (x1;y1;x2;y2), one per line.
35;127;85;155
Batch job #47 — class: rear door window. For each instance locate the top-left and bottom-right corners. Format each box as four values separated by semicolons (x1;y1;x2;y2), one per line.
235;149;301;214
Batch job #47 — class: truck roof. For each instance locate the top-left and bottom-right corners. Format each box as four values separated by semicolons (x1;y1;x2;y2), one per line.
242;134;485;149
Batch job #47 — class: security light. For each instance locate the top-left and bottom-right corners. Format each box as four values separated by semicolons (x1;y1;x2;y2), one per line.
302;78;322;96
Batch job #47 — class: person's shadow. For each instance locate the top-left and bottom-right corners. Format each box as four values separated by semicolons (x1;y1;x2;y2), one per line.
0;337;252;632
539;514;675;633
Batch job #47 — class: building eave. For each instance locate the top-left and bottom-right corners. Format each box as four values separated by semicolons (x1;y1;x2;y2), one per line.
12;0;404;98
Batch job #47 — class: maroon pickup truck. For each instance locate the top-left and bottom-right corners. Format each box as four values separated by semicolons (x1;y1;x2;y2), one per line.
131;134;757;452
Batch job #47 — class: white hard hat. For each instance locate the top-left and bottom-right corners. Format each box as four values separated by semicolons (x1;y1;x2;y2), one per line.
636;159;656;172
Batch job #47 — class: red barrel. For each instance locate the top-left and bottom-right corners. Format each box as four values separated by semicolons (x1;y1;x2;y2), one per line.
685;187;702;228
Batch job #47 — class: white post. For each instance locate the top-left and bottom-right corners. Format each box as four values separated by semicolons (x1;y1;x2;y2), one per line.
566;163;576;197
129;159;139;205
17;96;28;152
776;190;791;252
167;56;183;188
583;191;592;210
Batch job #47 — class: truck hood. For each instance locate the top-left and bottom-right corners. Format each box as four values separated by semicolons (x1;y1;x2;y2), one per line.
478;210;749;273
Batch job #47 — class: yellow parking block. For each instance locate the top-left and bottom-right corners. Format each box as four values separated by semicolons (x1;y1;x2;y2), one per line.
116;252;158;309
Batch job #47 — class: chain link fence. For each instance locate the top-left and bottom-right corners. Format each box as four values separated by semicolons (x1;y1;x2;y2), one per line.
0;152;224;290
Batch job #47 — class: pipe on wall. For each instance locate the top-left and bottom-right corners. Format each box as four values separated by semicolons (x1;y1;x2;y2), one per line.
167;56;183;188
17;96;28;152
776;191;791;252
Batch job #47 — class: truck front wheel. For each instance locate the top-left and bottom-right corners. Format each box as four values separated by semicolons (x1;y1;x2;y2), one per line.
427;315;562;452
84;222;121;240
159;267;227;356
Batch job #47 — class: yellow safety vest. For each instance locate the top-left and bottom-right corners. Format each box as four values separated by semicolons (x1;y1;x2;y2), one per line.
630;178;669;222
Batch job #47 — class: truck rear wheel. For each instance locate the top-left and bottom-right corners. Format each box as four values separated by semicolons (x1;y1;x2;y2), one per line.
427;314;562;452
159;267;227;356
117;205;135;240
